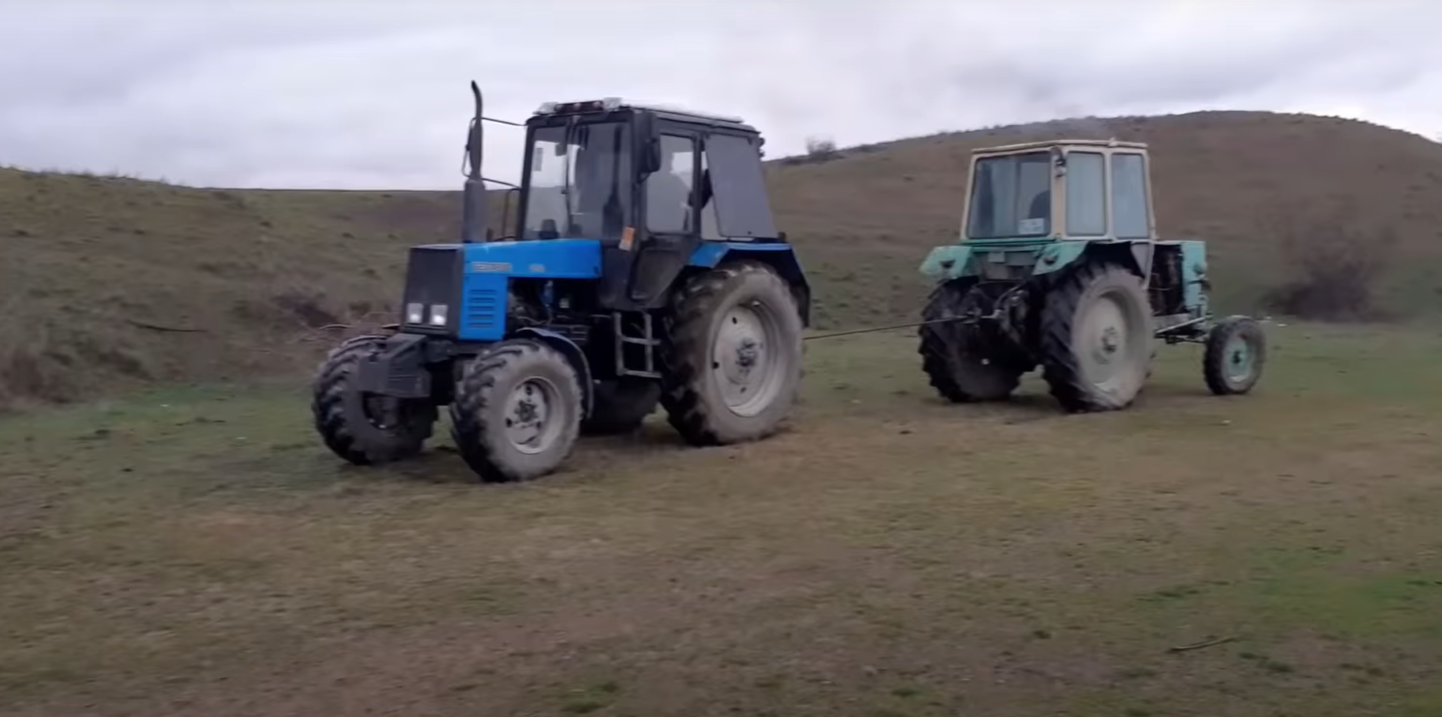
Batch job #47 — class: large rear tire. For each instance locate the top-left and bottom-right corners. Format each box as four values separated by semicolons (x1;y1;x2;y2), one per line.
1204;316;1266;395
918;281;1025;402
311;335;437;465
448;339;582;483
581;378;661;435
658;260;804;446
1039;262;1154;412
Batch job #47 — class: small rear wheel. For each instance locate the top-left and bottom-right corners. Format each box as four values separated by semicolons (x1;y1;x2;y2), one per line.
311;335;437;465
448;339;582;482
1203;316;1266;395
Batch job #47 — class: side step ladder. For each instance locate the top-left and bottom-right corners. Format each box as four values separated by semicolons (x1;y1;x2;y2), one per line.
613;312;661;379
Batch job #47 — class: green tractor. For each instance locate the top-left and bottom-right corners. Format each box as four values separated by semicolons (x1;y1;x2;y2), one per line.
918;139;1266;411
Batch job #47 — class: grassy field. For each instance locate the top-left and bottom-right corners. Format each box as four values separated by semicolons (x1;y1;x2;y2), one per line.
3;322;1442;716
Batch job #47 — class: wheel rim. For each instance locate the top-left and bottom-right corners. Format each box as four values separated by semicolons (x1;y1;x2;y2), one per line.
363;394;403;432
503;378;562;454
1077;288;1147;392
711;300;787;417
1224;332;1256;384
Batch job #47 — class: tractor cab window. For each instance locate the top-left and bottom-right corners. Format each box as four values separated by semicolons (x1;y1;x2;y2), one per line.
1112;153;1150;238
522;122;631;241
702;133;777;239
1065;151;1106;236
967;152;1052;239
645;134;697;234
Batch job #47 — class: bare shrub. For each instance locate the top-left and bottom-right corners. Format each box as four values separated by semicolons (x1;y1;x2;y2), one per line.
806;136;837;158
272;289;342;328
1259;199;1400;321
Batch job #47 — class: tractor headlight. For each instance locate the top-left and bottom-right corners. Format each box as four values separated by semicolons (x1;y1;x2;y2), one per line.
428;304;449;327
406;302;424;324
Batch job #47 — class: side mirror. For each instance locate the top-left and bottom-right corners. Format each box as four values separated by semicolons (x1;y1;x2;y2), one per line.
635;111;661;176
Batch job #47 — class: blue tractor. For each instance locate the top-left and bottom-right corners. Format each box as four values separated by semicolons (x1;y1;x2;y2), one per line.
312;84;810;482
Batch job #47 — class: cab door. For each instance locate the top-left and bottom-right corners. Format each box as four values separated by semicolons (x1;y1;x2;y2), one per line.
625;131;702;306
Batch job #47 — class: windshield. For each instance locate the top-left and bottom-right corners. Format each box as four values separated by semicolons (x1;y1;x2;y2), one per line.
966;151;1052;239
521;121;631;241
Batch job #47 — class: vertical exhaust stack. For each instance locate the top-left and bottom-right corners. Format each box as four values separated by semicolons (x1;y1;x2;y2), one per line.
461;81;487;243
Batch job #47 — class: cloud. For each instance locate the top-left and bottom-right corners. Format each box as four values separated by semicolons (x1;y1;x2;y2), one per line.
0;0;1438;189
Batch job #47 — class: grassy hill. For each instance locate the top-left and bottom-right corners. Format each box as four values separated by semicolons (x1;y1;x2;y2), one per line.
2;110;1439;410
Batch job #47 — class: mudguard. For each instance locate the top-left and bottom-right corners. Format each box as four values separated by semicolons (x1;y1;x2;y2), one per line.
920;245;976;282
353;333;431;399
922;240;1155;283
688;242;812;326
513;327;594;418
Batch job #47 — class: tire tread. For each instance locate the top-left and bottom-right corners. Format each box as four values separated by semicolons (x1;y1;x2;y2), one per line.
657;260;802;446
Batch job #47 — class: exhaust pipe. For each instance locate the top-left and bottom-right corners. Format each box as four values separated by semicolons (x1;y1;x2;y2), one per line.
461;81;487;243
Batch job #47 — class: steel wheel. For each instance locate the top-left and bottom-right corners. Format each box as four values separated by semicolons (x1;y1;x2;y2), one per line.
1076;288;1149;395
658;260;804;446
1039;262;1154;412
503;377;563;455
1204;316;1266;395
711;302;788;417
312;335;436;465
448;339;582;483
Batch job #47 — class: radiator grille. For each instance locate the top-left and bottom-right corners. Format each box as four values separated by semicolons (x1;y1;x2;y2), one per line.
466;287;500;330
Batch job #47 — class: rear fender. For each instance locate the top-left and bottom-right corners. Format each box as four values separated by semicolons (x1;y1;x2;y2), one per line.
513;327;594;418
920;245;976;282
1035;241;1153;283
688;243;811;327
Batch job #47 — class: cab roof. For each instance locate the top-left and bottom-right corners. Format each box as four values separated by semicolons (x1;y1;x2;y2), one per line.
533;98;757;132
972;138;1149;154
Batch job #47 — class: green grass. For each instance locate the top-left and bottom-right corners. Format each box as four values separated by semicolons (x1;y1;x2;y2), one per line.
2;322;1442;716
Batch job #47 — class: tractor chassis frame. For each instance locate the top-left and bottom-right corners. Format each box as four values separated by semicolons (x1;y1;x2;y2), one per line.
1154;314;1215;345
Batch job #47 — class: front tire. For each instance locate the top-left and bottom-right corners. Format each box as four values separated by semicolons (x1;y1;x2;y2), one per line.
918;281;1025;402
1204;316;1266;395
311;335;437;465
659;260;804;446
1039;262;1154;412
448;339;583;483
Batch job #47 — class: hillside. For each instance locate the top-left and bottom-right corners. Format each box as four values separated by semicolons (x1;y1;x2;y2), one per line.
2;110;1440;410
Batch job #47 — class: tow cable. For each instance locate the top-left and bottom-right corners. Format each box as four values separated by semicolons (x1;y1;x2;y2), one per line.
803;317;965;342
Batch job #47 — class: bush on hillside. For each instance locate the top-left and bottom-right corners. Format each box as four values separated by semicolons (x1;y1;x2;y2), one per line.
1259;200;1400;321
806;136;837;158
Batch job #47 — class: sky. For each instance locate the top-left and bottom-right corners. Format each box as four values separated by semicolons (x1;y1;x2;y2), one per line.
1;0;1439;189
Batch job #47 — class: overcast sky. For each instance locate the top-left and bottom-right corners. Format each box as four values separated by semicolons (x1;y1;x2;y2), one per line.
1;0;1438;189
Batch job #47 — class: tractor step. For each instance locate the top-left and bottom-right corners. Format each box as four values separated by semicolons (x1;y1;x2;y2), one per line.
613;311;661;379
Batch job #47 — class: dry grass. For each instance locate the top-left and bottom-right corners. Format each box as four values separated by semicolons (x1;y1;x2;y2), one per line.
2;323;1441;716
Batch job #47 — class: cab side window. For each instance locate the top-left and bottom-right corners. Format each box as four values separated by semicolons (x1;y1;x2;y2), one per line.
645;135;696;234
1112;153;1150;239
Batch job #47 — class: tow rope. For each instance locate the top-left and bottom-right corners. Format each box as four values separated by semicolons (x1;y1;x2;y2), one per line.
803;317;965;342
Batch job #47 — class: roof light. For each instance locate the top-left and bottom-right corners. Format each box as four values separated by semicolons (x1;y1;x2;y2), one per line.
532;97;746;124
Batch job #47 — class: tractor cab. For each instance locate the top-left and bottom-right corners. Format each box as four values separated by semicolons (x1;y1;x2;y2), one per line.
511;98;777;243
962;140;1157;243
496;98;785;310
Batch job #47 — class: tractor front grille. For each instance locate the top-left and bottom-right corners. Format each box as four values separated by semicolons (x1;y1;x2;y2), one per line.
402;246;464;333
465;287;500;331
